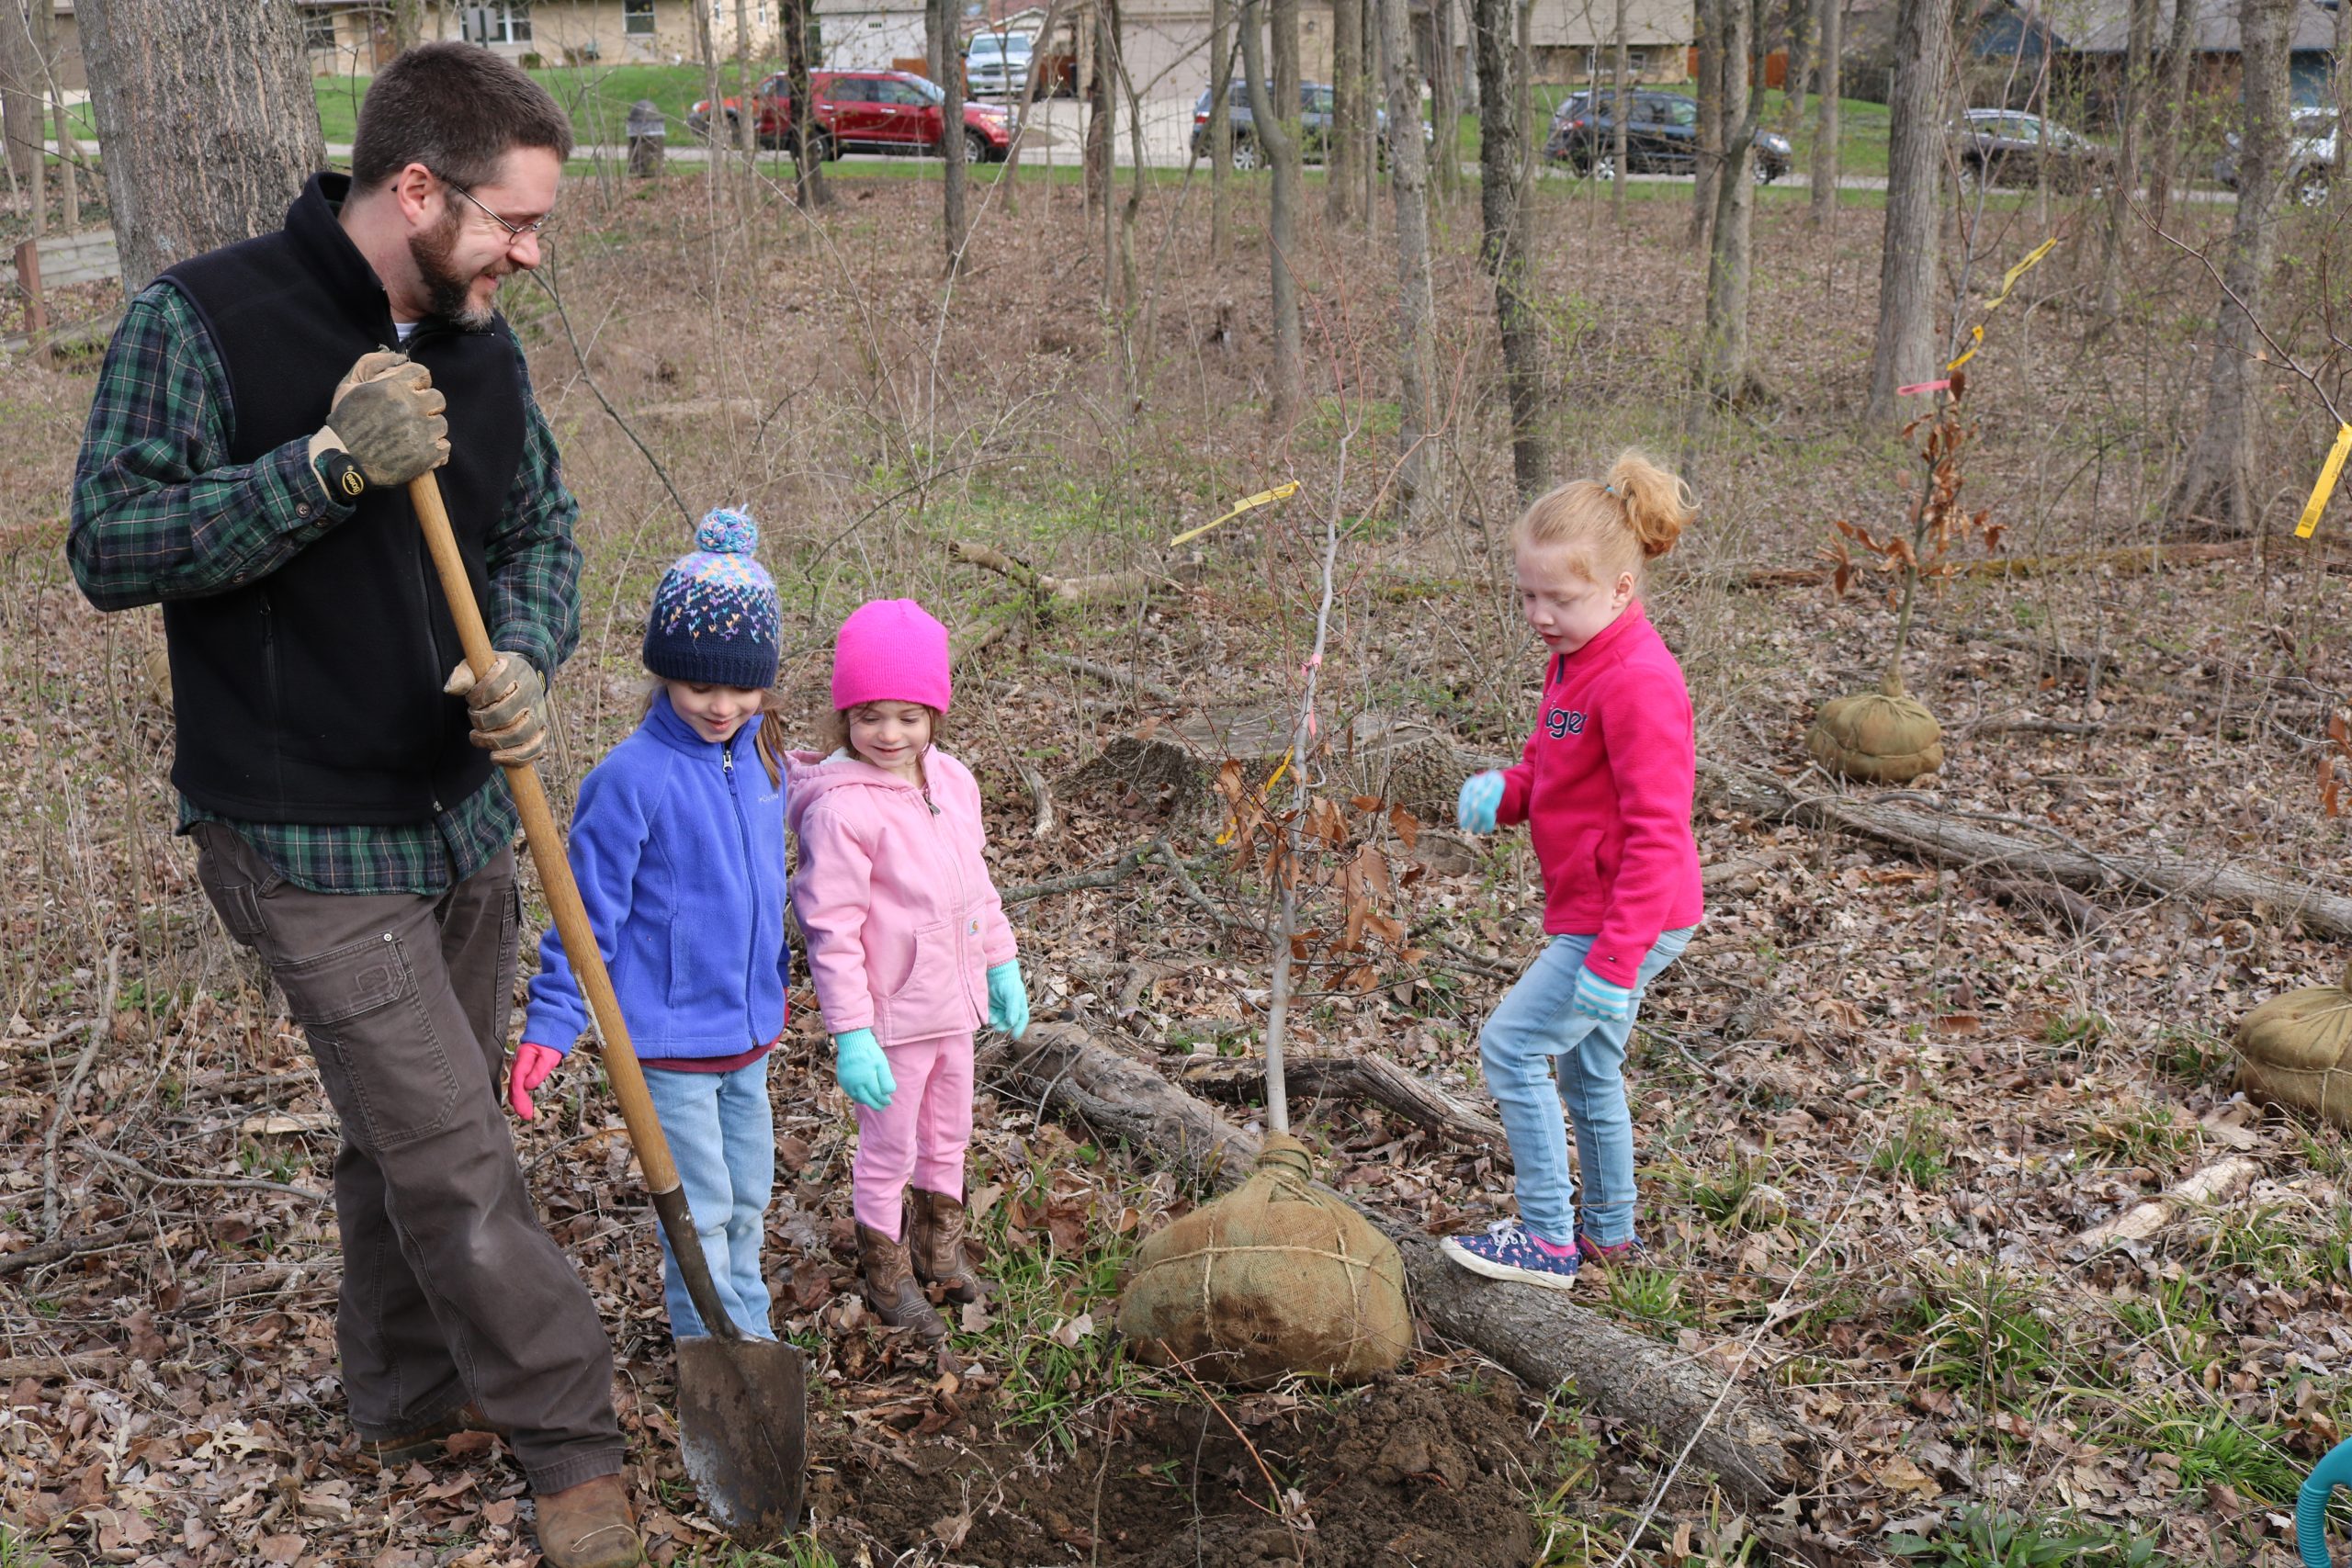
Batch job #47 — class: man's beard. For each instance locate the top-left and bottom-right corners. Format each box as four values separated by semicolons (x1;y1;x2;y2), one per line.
408;211;499;330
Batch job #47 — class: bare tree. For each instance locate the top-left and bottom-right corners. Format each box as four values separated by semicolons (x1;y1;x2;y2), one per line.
1811;0;1840;226
1611;0;1631;221
1474;0;1549;496
2;0;44;230
1702;0;1764;404
1331;0;1364;223
77;0;324;291
694;0;727;206
2169;0;2293;532
1782;0;1814;129
2336;0;2352;216
389;0;426;50
1380;0;1438;516
2144;0;2196;231
736;0;758;173
1860;0;1952;422
997;0;1065;214
1690;0;1723;245
2095;0;2157;321
1239;0;1304;420
1084;0;1111;217
1272;0;1303;195
931;0;970;264
784;0;830;206
1429;0;1462;202
1211;0;1234;254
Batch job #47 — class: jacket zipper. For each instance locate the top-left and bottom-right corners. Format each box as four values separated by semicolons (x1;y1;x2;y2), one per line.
922;780;981;1024
723;742;761;1044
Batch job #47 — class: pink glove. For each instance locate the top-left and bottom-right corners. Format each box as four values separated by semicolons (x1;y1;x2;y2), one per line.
508;1043;562;1121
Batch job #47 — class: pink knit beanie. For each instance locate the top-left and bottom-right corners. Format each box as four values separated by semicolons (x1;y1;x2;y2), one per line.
831;599;953;713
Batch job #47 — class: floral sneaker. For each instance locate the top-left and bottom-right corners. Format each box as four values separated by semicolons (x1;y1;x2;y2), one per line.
1574;1233;1648;1269
1439;1220;1581;1292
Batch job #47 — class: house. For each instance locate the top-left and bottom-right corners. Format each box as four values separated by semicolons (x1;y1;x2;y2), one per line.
296;2;767;74
1970;0;2340;112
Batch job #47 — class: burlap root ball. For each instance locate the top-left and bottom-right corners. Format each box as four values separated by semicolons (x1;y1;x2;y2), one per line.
1806;678;1943;784
1116;1134;1410;1385
2235;964;2352;1129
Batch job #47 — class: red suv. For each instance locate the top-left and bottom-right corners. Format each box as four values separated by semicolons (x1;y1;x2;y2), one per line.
689;70;1013;164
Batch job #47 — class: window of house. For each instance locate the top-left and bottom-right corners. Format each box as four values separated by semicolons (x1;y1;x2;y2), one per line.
465;3;533;44
624;0;657;36
302;7;338;51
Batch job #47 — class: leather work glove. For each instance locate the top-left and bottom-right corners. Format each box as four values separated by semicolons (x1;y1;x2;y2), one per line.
987;960;1030;1041
1571;966;1636;1023
444;652;548;766
323;360;448;486
508;1043;562;1121
833;1029;895;1110
331;347;413;413
1456;771;1505;835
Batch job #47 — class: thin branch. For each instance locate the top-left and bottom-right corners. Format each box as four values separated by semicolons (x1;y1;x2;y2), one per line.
528;265;695;525
40;943;119;1239
78;1141;329;1204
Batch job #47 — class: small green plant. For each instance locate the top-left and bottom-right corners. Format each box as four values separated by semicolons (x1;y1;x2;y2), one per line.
2153;1025;2229;1084
1605;1266;1690;1332
2040;1010;2111;1048
1909;1262;2064;1406
2198;1201;2312;1284
1679;1148;1781;1232
680;1540;842;1568
1887;1505;2162;1567
2132;1395;2300;1506
2084;1099;2197;1174
1871;1109;1951;1187
2106;1277;2222;1380
0;1524;53;1568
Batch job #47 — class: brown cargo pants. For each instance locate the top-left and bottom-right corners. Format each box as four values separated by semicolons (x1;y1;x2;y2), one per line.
190;822;623;1494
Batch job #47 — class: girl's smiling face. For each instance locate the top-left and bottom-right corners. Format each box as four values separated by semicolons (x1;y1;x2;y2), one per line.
1515;538;1634;656
847;701;935;781
666;681;763;745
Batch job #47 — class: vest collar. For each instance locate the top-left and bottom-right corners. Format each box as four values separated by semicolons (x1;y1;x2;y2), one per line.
283;172;501;347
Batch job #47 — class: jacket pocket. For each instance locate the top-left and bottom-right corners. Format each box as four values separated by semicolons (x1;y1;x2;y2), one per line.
876;920;967;1042
276;931;457;1152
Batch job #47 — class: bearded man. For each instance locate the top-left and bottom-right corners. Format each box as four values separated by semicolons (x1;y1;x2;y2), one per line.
67;43;640;1568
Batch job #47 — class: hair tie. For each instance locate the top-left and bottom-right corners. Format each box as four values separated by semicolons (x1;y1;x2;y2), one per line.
1602;482;1617;497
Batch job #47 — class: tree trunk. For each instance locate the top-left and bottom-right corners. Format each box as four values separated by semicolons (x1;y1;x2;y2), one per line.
1;0;40;216
1690;0;1723;246
2335;0;2352;218
695;0;726;208
2144;0;2195;231
1860;0;1951;422
1272;0;1303;195
389;0;426;49
1429;0;1461;201
2095;0;2156;321
1240;0;1304;422
1611;0;1631;222
77;0;325;292
981;1023;1819;1505
1473;0;1547;498
1702;0;1760;404
1782;0;1813;129
1330;0;1363;223
1210;0;1233;255
1380;0;1438;520
736;0;757;178
48;76;74;233
785;0;829;206
1810;0;1840;226
930;0;970;265
1083;0;1110;218
2169;0;2291;533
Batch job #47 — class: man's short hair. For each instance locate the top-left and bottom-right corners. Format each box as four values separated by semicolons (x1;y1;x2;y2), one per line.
351;42;574;191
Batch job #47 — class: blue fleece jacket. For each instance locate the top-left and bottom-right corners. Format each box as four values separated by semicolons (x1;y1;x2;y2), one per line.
523;690;790;1059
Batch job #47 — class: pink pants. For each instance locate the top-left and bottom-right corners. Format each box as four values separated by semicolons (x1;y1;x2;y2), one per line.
852;1032;975;1238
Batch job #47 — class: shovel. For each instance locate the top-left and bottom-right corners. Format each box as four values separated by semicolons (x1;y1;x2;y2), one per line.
408;473;807;1545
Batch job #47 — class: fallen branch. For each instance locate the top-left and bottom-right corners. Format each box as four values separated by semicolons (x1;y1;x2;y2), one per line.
1040;652;1180;705
79;1141;328;1203
1153;839;1235;930
1019;761;1056;839
40;944;119;1239
2069;1155;2261;1258
1733;539;2260;592
1000;842;1222;908
1180;1053;1510;1164
982;1023;1815;1503
0;1350;117;1381
0;1219;153;1278
166;1262;314;1314
948;540;1162;604
1700;759;2352;937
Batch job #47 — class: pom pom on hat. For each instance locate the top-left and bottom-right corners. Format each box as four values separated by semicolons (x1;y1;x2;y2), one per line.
642;507;782;690
831;599;952;713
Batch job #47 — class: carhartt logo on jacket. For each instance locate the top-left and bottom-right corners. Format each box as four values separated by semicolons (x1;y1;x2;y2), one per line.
785;747;1019;1045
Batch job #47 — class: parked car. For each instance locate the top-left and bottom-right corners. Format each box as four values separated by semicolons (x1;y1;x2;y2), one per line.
1187;81;1418;169
965;31;1034;98
1543;91;1792;184
2215;106;2335;206
1947;108;2111;193
689;69;1014;163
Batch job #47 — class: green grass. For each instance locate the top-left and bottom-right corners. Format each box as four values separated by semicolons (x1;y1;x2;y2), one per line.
1456;79;1892;182
1871;1108;1951;1188
313;62;727;145
1907;1261;2064;1407
1888;1506;2164;1567
2129;1394;2301;1506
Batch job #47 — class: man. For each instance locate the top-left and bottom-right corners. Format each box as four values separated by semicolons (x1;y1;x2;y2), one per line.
68;44;639;1568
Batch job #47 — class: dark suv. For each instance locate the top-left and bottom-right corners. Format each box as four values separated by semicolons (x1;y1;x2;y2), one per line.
1947;109;2111;193
1544;90;1792;183
1188;82;1406;169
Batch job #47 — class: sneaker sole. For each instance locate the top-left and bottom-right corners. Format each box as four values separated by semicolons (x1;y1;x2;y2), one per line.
1439;1236;1579;1292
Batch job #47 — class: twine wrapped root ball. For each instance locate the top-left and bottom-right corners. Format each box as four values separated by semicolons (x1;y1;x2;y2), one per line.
1116;1134;1410;1385
1806;671;1944;784
2234;963;2352;1129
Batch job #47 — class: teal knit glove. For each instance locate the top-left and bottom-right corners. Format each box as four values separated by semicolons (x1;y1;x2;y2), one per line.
987;960;1030;1040
1571;966;1636;1022
1457;771;1504;834
832;1029;895;1110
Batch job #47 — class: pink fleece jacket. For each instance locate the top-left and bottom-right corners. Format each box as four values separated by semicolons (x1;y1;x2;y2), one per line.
785;747;1018;1045
1495;601;1703;988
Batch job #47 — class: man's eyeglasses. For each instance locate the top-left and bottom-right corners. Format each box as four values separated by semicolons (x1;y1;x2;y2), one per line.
434;171;556;243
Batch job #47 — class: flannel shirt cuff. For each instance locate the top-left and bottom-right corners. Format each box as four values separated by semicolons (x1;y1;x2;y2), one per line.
263;435;357;546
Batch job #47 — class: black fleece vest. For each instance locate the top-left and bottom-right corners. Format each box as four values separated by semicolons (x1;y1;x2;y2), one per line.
159;173;525;825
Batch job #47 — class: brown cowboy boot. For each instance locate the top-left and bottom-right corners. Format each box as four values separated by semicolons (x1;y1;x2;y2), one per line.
532;1472;643;1568
907;1188;992;1305
858;1223;949;1345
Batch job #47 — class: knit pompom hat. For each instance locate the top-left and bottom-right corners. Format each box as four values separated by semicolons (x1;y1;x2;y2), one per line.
831;599;951;713
642;508;782;690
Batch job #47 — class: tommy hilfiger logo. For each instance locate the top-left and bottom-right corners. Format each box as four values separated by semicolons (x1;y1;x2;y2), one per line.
1545;707;1588;739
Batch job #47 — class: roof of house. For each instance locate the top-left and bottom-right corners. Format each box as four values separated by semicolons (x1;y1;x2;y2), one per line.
2031;0;2338;53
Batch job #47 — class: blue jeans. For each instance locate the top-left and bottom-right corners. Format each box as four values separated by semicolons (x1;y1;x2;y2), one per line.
642;1056;776;1340
1479;929;1693;1247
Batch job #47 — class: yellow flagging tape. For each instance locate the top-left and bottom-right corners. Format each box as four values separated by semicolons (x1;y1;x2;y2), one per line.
1946;237;2060;373
1215;755;1290;846
2298;423;2352;538
1171;480;1301;546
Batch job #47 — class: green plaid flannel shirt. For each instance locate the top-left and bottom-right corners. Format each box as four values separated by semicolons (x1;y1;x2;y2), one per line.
69;283;582;896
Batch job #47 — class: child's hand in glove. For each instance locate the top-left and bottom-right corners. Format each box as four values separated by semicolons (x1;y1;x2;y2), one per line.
832;1029;896;1109
987;960;1030;1040
1571;967;1635;1022
1457;771;1505;834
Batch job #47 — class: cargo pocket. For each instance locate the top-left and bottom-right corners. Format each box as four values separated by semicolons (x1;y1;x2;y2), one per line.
191;828;269;947
276;931;456;1152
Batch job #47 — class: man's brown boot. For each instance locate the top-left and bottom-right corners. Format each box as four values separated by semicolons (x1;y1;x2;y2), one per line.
907;1189;992;1305
533;1472;642;1568
364;1401;503;1466
858;1223;949;1344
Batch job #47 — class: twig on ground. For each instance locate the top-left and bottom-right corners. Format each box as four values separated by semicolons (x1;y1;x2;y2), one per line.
1152;839;1233;929
79;1141;328;1204
1019;761;1056;839
0;1219;154;1279
40;943;119;1240
1040;652;1180;705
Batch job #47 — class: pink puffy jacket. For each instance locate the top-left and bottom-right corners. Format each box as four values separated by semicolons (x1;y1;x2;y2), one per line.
784;748;1018;1045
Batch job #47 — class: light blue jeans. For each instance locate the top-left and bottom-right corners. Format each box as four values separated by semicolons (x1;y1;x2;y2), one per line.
642;1055;776;1340
1480;929;1693;1247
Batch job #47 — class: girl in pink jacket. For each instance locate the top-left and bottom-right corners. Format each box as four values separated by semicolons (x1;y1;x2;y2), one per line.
1442;451;1703;1293
785;599;1028;1346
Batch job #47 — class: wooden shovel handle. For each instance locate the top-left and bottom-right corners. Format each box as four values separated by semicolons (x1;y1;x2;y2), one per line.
409;474;745;1340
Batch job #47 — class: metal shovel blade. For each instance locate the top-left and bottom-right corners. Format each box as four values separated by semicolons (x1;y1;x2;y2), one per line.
674;1334;808;1543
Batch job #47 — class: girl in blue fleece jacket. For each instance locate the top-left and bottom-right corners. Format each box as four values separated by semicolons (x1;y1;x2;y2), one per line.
511;510;790;1343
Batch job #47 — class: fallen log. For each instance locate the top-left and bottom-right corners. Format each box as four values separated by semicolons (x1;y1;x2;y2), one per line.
1733;539;2262;592
1699;760;2352;938
2069;1155;2261;1258
984;1023;1815;1505
1181;1053;1512;1166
